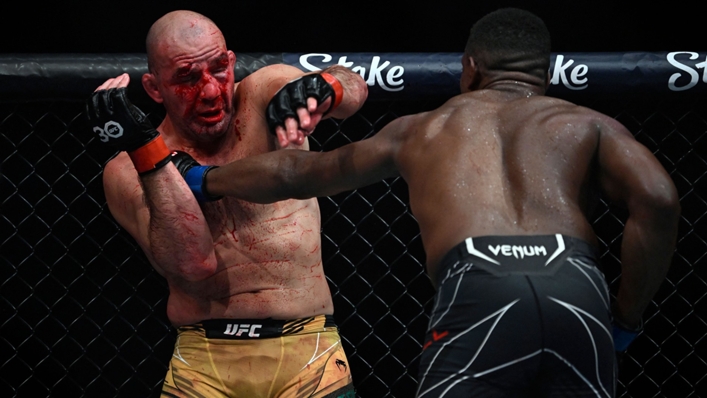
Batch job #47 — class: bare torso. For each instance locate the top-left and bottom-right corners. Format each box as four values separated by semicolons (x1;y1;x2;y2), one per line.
154;80;331;325
396;86;603;280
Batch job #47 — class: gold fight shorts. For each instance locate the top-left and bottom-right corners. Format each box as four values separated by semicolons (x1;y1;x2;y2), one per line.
161;315;354;398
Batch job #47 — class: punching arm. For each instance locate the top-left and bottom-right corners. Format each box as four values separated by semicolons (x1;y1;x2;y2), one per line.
176;115;410;203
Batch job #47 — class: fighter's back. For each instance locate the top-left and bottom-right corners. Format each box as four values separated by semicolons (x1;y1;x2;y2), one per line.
396;89;606;275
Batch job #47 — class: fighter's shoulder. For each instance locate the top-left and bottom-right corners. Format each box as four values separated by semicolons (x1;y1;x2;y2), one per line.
567;104;632;136
382;112;428;132
239;64;304;86
536;98;624;128
236;64;305;105
438;91;497;116
443;92;481;107
368;112;433;148
543;97;602;117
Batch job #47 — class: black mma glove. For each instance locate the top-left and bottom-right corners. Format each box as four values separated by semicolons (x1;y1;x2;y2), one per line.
265;72;343;135
86;87;171;175
171;151;222;202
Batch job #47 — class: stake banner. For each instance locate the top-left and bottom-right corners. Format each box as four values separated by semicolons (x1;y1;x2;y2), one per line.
1;52;705;101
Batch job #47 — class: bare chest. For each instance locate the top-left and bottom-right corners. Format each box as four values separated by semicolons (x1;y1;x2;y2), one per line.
221;90;279;159
201;196;321;264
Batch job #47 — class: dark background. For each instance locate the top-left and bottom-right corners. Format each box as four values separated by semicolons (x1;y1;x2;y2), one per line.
2;1;705;397
1;0;703;54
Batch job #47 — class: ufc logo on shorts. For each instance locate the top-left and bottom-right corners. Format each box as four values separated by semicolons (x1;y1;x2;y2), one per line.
223;323;262;337
93;121;124;142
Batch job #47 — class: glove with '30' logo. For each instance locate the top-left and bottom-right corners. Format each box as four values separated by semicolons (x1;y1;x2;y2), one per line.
86;87;171;175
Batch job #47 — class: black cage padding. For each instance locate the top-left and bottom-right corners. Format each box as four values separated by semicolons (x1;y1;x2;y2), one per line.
1;54;705;397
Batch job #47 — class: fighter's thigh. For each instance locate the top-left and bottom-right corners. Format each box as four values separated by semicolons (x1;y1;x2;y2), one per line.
424;270;541;360
535;261;613;361
418;273;542;397
532;266;615;396
277;330;354;398
161;331;286;397
161;350;226;398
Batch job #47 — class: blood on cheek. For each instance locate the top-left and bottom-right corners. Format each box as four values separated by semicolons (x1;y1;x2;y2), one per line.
170;72;232;119
172;83;200;119
173;84;199;101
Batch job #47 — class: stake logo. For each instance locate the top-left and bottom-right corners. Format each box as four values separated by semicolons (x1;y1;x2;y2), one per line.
299;53;405;92
550;54;589;90
666;52;707;91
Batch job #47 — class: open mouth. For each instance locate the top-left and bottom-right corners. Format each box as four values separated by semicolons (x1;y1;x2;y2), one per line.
197;109;224;124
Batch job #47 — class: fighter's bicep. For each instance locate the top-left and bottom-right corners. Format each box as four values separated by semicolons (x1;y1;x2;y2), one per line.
335;136;399;184
244;64;308;108
342;119;406;181
287;131;398;198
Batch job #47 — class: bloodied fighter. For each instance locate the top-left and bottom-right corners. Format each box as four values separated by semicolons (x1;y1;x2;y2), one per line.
85;10;368;397
168;8;680;397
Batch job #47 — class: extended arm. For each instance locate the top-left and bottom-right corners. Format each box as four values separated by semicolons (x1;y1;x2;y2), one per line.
92;74;217;282
174;116;412;203
597;117;680;331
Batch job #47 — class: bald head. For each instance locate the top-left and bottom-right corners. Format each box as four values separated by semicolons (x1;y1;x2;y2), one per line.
146;10;226;73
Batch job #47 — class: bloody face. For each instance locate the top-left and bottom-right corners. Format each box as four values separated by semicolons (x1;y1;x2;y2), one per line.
155;41;236;140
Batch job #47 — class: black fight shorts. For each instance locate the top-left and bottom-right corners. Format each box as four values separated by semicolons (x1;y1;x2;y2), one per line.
417;234;616;398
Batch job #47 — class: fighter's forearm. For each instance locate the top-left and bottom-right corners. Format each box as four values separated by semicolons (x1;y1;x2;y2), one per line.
615;201;680;327
206;146;390;204
141;164;218;281
321;65;368;119
206;150;324;203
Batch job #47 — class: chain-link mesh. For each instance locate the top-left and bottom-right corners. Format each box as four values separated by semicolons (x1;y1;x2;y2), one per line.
1;94;705;397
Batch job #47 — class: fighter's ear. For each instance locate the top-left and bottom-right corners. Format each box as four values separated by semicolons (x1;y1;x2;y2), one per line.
142;73;163;104
460;54;478;92
462;54;476;72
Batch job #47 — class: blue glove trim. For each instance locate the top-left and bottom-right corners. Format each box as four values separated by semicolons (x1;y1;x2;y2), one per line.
612;322;641;352
184;165;215;202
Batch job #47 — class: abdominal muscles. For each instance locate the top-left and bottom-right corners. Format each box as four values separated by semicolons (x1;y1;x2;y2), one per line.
166;197;333;325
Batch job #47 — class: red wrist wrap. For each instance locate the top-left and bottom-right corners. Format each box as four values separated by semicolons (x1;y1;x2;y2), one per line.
128;135;172;175
321;72;344;114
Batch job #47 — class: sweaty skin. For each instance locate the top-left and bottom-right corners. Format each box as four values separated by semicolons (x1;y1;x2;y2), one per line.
101;11;368;326
204;61;680;331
